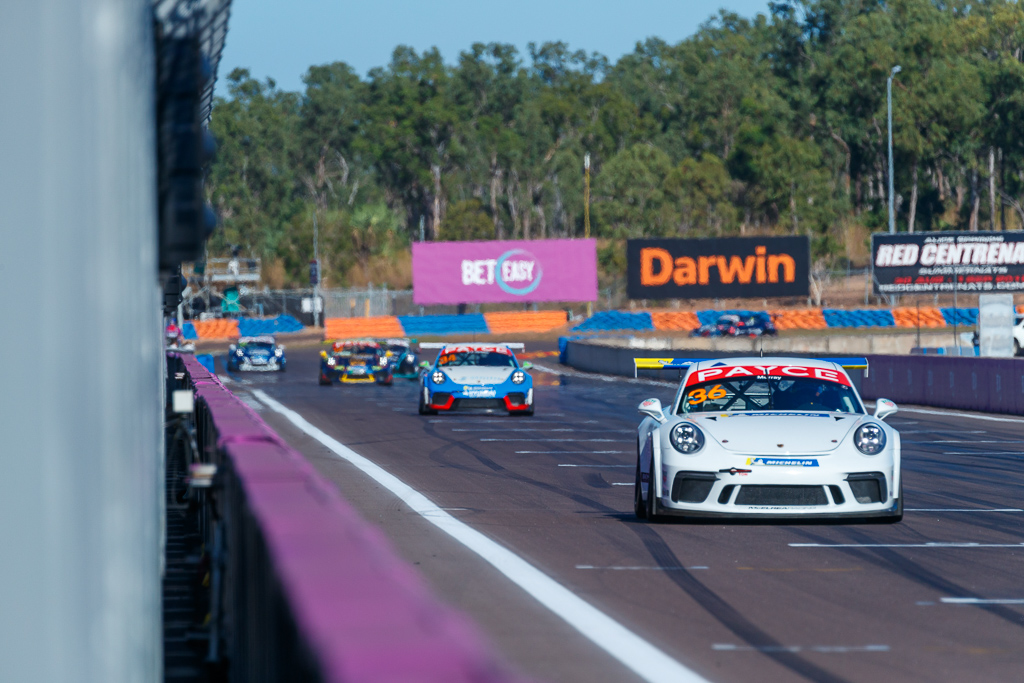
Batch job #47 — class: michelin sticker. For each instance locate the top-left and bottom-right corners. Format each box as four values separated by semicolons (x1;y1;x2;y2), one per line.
746;457;819;467
462;386;497;398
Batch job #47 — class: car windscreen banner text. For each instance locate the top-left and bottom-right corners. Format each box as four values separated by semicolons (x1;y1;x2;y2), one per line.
412;238;597;305
872;231;1024;294
626;236;810;300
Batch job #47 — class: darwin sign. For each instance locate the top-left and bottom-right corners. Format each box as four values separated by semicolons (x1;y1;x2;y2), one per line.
872;232;1024;294
626;237;810;299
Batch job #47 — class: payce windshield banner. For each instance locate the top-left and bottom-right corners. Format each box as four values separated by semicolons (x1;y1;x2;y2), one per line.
872;232;1024;294
626;236;810;299
412;238;598;305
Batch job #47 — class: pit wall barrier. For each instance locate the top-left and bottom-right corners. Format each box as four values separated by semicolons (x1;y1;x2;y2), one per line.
167;353;528;683
572;307;991;333
561;339;1024;416
322;310;569;339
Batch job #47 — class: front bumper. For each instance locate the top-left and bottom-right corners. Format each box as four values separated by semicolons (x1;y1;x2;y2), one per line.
654;455;898;518
236;359;283;372
426;388;532;411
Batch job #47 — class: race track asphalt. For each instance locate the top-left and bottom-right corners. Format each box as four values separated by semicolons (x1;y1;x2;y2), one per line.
222;347;1024;683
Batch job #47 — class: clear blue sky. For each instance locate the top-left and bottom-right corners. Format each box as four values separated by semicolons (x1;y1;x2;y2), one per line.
216;0;773;96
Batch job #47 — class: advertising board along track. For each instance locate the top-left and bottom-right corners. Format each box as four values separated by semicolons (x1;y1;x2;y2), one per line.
412;238;598;305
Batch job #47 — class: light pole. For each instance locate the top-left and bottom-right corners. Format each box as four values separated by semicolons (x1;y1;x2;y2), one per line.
584;153;592;318
312;210;320;328
887;65;901;234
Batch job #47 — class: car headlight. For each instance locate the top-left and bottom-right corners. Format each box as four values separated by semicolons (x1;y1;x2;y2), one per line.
432;371;446;385
327;357;335;366
854;423;886;455
235;349;244;357
669;422;705;454
511;370;525;384
274;349;283;356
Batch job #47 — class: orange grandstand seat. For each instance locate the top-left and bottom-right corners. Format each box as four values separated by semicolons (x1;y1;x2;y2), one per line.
324;316;404;340
892;307;946;328
483;310;568;334
649;311;701;331
768;309;828;330
190;319;240;339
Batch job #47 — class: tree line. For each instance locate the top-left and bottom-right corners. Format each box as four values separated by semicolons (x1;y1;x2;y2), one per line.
207;0;1024;288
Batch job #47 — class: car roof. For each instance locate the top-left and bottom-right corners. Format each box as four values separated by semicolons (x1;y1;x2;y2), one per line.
441;344;514;354
690;356;845;371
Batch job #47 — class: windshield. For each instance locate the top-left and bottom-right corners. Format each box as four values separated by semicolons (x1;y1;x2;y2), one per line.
240;342;274;352
387;345;408;354
679;377;863;414
438;351;516;367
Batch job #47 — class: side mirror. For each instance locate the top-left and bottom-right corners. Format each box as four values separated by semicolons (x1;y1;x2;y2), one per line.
320;350;328;359
277;345;285;351
874;398;898;421
521;361;534;370
229;344;236;351
638;398;667;424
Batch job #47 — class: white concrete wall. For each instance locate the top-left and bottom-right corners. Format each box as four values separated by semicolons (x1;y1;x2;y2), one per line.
0;1;161;680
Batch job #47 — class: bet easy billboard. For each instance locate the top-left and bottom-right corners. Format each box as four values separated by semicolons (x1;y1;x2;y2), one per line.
412;239;598;305
626;236;810;299
872;232;1024;294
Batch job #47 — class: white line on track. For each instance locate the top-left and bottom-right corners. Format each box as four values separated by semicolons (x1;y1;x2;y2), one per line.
942;451;1024;456
429;416;566;422
481;438;628;442
515;451;630;454
610;483;632;486
712;644;889;654
940;597;1024;604
251;389;710;683
886;406;1024;424
558;464;632;468
452;428;633;433
532;363;676;387
907;508;1023;513
791;542;1024;548
918;440;1024;444
576;565;709;571
899;429;986;434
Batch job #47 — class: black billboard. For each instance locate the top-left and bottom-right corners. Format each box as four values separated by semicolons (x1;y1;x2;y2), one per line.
626;236;810;300
872;232;1024;294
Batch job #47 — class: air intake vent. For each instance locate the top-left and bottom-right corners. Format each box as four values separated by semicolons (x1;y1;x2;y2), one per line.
846;472;886;504
718;485;736;504
671;472;718;504
735;486;828;506
828;485;845;505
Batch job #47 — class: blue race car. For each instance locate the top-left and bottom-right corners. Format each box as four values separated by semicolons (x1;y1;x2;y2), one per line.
319;340;393;386
227;335;287;372
381;338;419;380
418;343;534;416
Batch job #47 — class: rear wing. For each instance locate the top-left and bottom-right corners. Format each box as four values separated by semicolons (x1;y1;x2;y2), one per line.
419;342;525;350
633;357;869;378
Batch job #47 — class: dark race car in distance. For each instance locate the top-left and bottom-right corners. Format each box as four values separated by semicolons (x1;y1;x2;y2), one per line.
381;338;419;379
692;312;777;338
320;340;393;386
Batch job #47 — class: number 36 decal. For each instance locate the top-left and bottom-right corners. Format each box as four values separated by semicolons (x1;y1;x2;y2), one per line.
687;384;726;404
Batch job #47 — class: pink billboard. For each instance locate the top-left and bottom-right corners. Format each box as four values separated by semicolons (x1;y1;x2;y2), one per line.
413;239;598;305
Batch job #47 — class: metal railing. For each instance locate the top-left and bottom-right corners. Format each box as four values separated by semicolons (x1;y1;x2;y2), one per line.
165;353;529;683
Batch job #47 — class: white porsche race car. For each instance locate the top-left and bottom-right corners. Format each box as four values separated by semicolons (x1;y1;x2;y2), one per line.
633;356;902;522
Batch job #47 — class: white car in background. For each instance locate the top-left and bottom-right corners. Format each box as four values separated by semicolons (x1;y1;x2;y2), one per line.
632;356;902;522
